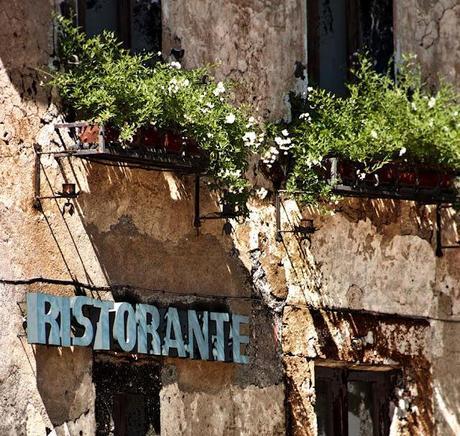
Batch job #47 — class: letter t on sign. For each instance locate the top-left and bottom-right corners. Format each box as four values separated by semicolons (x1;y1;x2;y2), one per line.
210;312;229;361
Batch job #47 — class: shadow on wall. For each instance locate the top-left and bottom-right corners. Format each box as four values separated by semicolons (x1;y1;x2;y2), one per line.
35;346;94;428
277;195;459;315
0;1;53;110
68;160;252;297
433;322;460;435
34;160;285;430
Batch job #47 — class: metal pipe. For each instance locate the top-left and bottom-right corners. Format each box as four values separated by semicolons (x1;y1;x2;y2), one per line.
33;146;41;209
275;191;282;242
193;174;201;230
435;204;443;257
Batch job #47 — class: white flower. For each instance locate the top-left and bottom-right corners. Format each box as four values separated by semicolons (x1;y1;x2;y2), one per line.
157;51;162;56
207;132;214;138
428;97;436;109
213;81;226;96
169;61;181;69
182;78;190;87
370;130;378;139
281;129;289;137
243;131;257;146
279;140;292;151
275;135;292;151
299;112;311;121
168;78;179;94
411;102;417;111
206;102;215;109
256;187;268;199
225;113;236;124
307;86;314;92
246;116;256;128
399;147;407;156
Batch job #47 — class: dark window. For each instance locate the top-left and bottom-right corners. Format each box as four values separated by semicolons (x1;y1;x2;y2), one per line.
113;393;147;436
63;0;162;53
93;359;161;436
307;0;394;95
315;366;398;436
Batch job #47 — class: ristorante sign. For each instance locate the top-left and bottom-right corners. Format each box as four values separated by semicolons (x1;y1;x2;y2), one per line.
27;293;249;364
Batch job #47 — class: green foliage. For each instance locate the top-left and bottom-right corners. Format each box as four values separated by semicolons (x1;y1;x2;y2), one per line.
47;16;263;213
271;56;459;204
48;19;460;209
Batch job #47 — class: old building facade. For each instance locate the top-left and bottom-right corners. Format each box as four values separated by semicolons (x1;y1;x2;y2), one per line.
0;0;459;435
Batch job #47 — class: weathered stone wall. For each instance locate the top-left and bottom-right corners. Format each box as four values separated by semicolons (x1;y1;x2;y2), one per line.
395;0;460;86
233;196;460;435
0;1;286;435
0;0;459;435
163;0;307;120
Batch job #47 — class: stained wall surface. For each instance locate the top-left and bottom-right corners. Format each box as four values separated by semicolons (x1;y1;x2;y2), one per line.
0;0;459;435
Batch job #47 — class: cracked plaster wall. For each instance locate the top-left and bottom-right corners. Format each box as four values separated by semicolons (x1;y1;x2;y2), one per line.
232;195;459;435
0;0;459;435
0;1;285;435
395;0;460;86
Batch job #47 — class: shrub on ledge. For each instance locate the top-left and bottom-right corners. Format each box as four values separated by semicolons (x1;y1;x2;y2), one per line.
45;16;264;214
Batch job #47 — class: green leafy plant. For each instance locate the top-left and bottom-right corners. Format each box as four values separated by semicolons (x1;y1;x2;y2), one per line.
263;55;460;204
46;16;264;213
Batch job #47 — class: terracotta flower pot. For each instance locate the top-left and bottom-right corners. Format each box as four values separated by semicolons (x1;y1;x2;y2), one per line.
78;124;100;144
337;160;359;184
163;131;183;153
77;123;202;157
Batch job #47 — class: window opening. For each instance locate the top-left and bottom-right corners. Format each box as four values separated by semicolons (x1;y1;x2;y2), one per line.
315;365;398;436
94;358;161;436
62;0;162;53
307;0;394;94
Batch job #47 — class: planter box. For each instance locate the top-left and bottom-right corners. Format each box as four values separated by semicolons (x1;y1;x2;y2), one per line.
55;122;208;174
78;123;202;157
326;157;459;204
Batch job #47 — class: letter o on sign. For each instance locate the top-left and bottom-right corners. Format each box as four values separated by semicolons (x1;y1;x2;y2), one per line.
114;303;136;352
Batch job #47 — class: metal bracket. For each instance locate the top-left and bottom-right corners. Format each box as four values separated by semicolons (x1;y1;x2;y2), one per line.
193;175;240;234
33;146;79;211
275;190;316;242
435;203;460;257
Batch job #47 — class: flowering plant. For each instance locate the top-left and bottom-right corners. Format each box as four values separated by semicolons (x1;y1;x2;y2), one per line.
46;17;263;213
265;56;460;204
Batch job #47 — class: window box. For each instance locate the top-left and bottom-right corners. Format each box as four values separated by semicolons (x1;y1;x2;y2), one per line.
57;122;208;173
79;123;200;155
326;157;460;204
